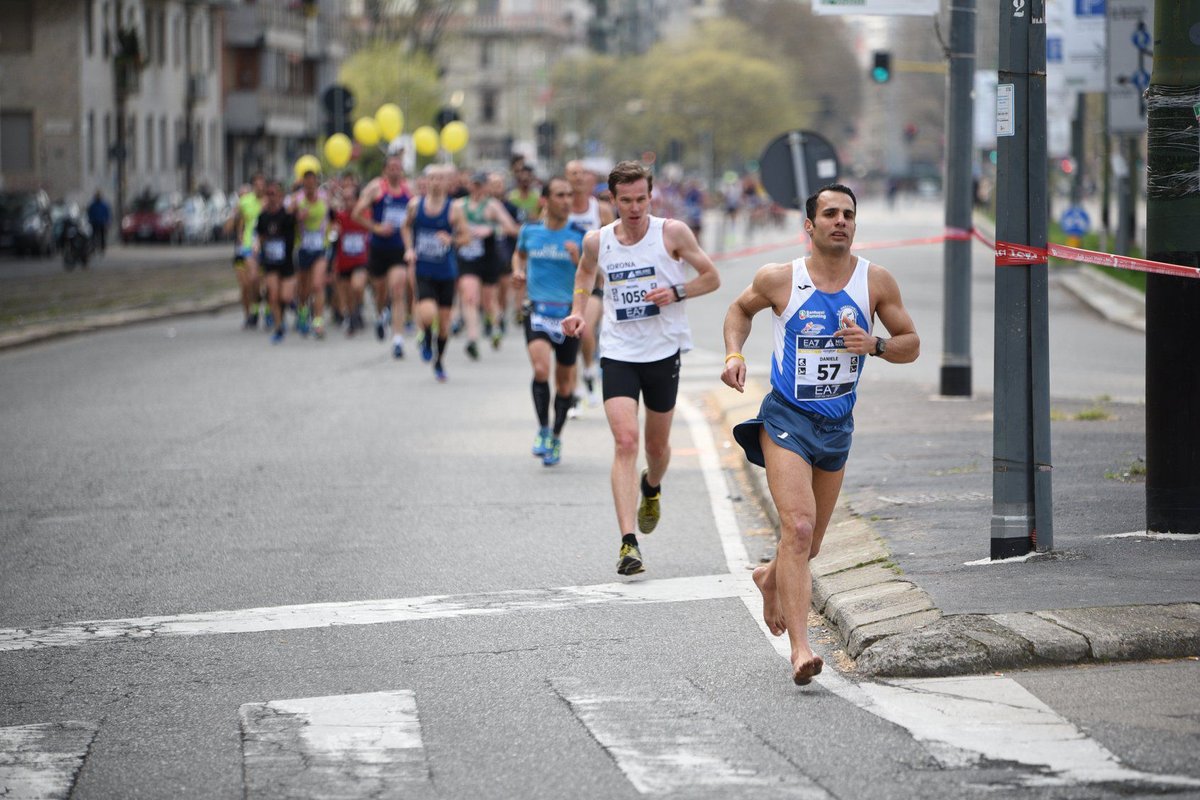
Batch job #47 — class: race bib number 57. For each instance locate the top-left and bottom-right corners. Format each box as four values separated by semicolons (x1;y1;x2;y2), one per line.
794;334;859;401
608;266;660;322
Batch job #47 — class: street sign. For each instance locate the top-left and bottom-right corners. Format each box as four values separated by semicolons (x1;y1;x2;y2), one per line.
1063;0;1107;92
1059;205;1091;236
1107;0;1155;134
758;130;839;213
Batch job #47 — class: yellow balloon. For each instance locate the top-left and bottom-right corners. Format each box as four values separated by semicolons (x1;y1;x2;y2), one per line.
323;133;352;169
375;104;404;141
293;154;321;181
440;120;469;154
413;126;440;157
353;117;380;147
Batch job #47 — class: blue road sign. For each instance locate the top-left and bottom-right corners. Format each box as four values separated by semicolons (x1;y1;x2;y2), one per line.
1075;0;1105;15
1132;26;1150;51
1047;37;1063;63
1060;206;1091;237
1132;68;1150;92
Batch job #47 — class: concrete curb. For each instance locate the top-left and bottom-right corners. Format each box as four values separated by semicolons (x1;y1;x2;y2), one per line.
708;380;1199;678
1057;265;1146;332
0;290;239;351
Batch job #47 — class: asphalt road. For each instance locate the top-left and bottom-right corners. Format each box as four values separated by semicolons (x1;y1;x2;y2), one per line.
2;199;1196;799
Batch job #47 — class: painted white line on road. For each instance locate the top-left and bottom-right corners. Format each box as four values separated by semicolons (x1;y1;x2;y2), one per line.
860;677;1200;788
677;397;753;573
0;574;754;653
680;394;1200;789
1104;531;1200;541
553;678;830;799
240;691;431;798
0;722;98;800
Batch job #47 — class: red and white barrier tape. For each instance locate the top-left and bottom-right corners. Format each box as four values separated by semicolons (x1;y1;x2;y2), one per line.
712;225;1200;279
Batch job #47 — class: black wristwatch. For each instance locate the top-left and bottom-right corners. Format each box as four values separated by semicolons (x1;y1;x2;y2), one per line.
672;284;687;301
872;336;888;357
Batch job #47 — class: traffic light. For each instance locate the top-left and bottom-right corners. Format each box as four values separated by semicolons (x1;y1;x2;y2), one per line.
536;121;556;158
871;51;892;84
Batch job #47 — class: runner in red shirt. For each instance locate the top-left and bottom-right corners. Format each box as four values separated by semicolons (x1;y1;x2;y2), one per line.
331;177;372;335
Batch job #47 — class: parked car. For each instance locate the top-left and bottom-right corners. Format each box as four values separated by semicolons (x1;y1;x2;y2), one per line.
206;190;234;241
121;193;184;244
181;195;214;244
0;189;54;256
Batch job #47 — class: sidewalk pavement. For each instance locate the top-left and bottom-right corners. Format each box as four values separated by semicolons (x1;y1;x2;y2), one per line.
708;379;1199;678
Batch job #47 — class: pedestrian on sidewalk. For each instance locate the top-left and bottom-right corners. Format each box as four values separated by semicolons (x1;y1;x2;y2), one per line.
562;160;720;576
720;184;919;686
86;190;111;254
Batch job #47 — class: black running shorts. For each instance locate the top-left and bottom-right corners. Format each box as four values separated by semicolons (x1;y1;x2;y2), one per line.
600;351;681;413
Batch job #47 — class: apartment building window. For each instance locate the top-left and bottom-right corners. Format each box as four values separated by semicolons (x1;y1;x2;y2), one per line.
101;2;110;58
87;111;96;172
172;12;182;69
127;114;137;170
0;112;34;172
195;123;204;171
480;39;493;69
146;117;155;173
481;89;498;124
209;120;218;174
157;9;167;67
104;113;112;162
0;1;34;54
160;117;168;171
86;0;94;57
234;50;259;90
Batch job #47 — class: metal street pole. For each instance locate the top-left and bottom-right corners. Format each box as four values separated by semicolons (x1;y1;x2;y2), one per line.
991;0;1053;558
939;0;976;397
1145;0;1200;533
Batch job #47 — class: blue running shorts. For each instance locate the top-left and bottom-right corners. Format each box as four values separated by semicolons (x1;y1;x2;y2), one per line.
733;390;854;472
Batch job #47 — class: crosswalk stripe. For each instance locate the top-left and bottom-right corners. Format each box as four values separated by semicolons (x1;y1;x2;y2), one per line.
0;722;98;800
239;691;432;798
553;678;831;798
0;574;753;653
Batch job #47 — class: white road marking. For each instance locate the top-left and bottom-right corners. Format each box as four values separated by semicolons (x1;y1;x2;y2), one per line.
240;690;431;798
553;679;830;799
677;395;1200;790
858;677;1200;788
0;574;753;653
1104;531;1200;541
0;722;98;800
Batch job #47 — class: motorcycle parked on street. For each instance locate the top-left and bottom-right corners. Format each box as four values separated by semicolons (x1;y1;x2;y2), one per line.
58;206;93;271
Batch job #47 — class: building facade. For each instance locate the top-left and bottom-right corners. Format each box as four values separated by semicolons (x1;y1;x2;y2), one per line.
0;0;224;209
221;0;346;189
437;0;575;168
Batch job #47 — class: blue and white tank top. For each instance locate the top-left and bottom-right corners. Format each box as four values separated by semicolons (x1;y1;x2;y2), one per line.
770;256;871;419
412;196;457;280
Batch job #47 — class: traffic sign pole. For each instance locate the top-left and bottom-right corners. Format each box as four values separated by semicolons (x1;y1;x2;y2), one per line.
992;0;1053;559
1145;0;1200;534
939;0;976;398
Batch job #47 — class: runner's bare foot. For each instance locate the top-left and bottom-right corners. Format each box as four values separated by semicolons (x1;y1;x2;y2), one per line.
752;563;786;636
792;654;824;686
